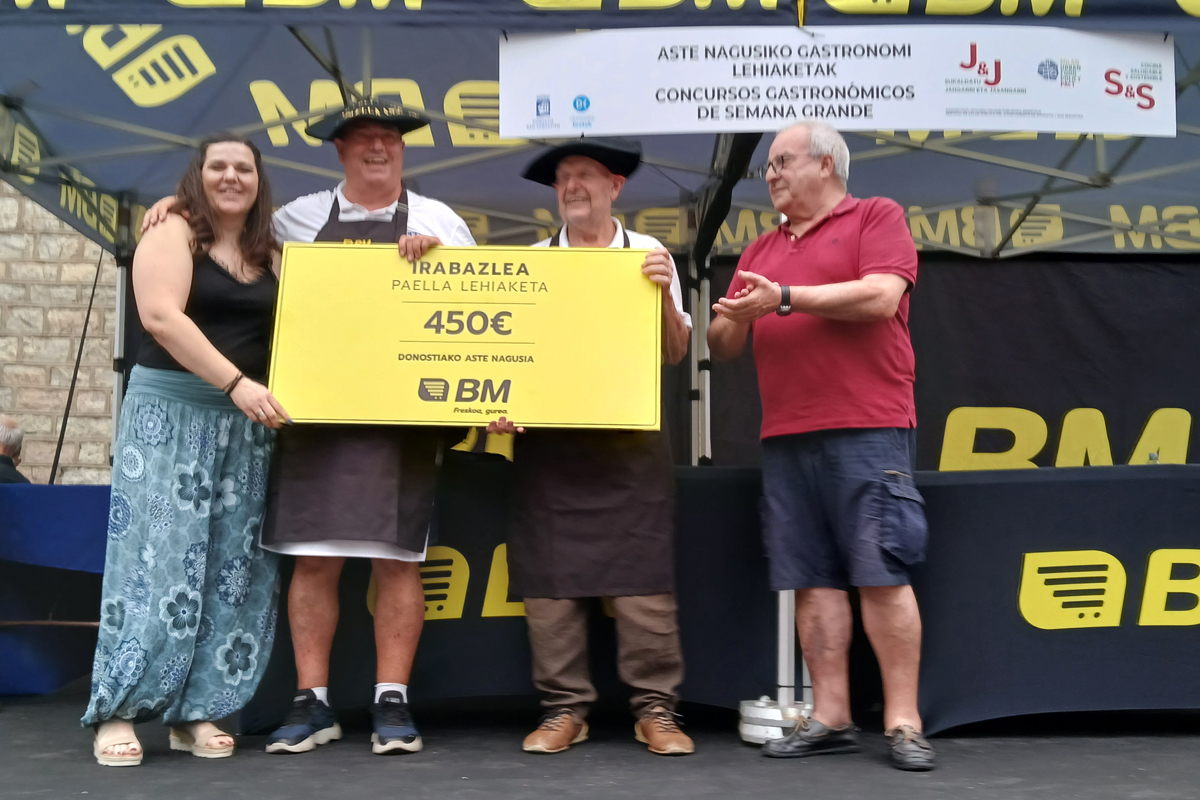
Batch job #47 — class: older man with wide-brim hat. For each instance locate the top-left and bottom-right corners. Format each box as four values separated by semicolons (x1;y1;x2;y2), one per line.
488;138;694;756
261;102;478;757
143;99;475;757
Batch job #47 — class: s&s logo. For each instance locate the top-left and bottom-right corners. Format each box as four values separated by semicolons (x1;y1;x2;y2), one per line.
1019;550;1126;630
418;378;450;402
572;95;591;112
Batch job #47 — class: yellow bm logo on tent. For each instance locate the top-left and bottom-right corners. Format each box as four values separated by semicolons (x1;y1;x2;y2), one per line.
68;25;216;108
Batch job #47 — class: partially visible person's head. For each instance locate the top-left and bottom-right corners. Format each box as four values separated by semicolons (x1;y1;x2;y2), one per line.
0;415;23;465
175;134;278;268
335;120;406;196
766;122;849;219
553;156;625;230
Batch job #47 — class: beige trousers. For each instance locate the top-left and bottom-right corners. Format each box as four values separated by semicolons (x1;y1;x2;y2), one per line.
523;593;684;719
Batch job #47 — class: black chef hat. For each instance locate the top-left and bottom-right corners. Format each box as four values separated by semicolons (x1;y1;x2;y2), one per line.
306;101;431;142
522;138;642;186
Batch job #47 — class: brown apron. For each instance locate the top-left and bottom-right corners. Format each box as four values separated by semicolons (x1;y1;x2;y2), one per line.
262;193;451;553
507;231;676;599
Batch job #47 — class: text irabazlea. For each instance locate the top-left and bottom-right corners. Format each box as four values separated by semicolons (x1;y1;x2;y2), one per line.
392;259;549;293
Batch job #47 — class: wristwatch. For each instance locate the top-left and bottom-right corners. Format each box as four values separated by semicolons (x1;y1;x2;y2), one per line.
775;284;792;316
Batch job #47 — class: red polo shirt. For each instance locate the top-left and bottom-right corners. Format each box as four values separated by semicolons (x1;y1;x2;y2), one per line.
727;195;918;440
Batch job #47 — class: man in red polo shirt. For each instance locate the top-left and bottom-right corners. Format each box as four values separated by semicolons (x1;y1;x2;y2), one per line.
708;121;934;771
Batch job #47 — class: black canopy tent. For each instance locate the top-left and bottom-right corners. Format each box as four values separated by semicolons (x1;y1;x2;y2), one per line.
3;1;1199;470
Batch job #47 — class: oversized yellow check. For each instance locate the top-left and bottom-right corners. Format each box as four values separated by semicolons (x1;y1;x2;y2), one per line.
269;243;661;429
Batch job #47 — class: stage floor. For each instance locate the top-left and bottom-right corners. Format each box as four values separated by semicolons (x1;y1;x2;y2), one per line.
3;683;1198;800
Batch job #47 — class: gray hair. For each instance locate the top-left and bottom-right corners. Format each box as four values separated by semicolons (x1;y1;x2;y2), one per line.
782;121;850;185
0;415;22;457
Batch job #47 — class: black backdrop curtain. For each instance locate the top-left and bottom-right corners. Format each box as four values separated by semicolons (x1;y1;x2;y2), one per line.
710;253;1200;470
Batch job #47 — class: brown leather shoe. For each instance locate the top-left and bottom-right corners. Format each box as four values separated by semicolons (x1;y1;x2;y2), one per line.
634;707;695;756
522;709;588;754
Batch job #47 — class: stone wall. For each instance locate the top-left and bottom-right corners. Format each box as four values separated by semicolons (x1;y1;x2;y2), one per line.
0;180;117;484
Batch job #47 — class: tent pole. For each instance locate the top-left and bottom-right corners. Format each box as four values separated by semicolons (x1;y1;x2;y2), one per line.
777;590;795;709
361;27;373;99
111;195;135;453
688;254;701;466
698;257;712;465
1094;136;1108;179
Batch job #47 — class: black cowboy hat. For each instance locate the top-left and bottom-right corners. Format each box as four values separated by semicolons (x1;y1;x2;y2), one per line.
305;101;431;142
522;138;642;186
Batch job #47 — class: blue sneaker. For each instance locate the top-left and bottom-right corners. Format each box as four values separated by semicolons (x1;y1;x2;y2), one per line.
265;689;342;754
371;691;423;754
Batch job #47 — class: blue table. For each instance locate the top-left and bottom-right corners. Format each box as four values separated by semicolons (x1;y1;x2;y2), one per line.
0;484;109;695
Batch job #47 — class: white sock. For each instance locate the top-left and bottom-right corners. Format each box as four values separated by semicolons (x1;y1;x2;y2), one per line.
309;686;329;706
375;683;407;703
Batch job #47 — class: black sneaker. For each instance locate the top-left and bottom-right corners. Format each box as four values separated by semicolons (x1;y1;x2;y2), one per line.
761;717;861;758
887;725;936;771
265;690;342;754
371;691;423;754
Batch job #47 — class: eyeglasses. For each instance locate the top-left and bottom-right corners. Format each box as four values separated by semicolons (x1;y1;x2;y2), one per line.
342;128;403;145
753;153;804;180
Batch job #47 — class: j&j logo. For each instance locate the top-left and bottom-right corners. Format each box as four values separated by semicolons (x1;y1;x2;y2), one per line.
573;95;591;112
536;95;551;117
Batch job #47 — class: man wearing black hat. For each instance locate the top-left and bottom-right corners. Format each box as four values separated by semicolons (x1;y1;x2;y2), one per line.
262;104;477;756
488;139;694;756
143;102;475;756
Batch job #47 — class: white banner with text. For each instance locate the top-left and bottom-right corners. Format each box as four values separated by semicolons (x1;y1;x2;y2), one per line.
499;26;1176;137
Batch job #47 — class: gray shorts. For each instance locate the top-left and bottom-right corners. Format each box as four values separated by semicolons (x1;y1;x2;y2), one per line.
761;428;928;591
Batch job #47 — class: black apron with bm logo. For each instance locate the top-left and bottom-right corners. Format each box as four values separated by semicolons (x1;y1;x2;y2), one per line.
506;230;676;598
263;194;450;554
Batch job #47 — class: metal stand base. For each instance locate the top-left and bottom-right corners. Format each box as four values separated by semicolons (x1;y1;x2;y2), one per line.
738;589;813;744
738;697;810;744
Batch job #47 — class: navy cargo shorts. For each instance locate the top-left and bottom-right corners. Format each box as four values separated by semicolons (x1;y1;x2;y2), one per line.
761;427;929;591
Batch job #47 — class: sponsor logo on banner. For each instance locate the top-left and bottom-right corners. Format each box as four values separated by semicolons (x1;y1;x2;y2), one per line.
957;42;1003;88
1019;549;1200;630
525;93;560;131
1059;58;1081;87
571;94;594;129
500;26;1174;136
1105;67;1159;110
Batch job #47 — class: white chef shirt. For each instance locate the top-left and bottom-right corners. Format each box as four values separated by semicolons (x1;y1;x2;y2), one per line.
262;181;474;563
533;218;692;329
272;181;477;246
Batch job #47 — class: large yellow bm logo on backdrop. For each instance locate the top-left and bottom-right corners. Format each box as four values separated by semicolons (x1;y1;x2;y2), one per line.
940;407;1191;471
366;544;526;621
1019;549;1200;630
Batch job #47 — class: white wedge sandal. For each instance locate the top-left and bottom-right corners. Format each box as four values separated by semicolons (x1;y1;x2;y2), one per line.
168;722;236;758
93;720;143;767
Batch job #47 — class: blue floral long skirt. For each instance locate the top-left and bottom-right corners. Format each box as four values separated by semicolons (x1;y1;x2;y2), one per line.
82;366;280;727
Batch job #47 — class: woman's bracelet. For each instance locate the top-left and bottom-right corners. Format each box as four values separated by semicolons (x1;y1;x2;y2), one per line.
223;372;244;395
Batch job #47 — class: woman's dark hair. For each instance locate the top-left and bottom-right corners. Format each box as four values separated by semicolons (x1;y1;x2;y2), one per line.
175;134;279;271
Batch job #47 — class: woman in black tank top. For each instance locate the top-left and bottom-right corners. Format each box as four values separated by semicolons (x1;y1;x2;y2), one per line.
85;135;286;767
